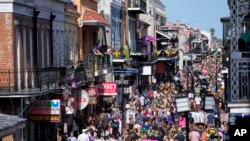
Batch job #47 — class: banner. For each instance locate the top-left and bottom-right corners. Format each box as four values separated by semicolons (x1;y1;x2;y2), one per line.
97;82;117;96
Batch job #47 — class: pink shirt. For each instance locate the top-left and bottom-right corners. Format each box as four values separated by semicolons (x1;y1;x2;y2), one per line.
179;117;186;128
189;131;200;141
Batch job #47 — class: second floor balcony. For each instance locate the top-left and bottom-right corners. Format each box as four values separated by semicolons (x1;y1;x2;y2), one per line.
156;49;179;60
84;52;112;77
128;0;147;14
0;67;65;97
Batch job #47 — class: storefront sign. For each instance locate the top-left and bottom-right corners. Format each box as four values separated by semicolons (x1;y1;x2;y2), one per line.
78;89;89;110
29;100;61;122
97;82;117;96
29;115;60;122
30;108;60;115
88;97;97;105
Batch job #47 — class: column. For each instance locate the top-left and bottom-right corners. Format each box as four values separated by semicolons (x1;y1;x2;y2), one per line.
29;28;34;88
23;26;28;88
15;25;21;89
46;29;50;67
41;30;44;67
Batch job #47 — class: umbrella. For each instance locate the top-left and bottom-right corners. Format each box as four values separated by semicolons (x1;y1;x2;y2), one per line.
140;35;159;42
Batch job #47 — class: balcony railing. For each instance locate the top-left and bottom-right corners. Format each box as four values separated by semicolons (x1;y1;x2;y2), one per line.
157;49;179;58
94;55;112;71
0;68;65;94
128;0;146;13
83;54;112;72
73;63;87;86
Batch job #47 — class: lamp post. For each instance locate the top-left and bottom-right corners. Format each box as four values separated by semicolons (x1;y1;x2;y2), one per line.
215;53;218;92
215;48;221;92
120;74;125;137
175;96;190;141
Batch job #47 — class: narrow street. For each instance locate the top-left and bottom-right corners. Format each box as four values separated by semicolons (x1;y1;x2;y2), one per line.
0;0;249;141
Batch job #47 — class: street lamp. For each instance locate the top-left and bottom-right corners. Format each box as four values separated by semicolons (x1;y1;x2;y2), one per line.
215;48;221;92
120;74;125;137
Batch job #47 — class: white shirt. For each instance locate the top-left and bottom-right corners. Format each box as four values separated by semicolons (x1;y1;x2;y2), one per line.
153;91;158;98
195;96;202;105
77;133;89;141
139;96;145;106
68;136;77;141
188;93;194;99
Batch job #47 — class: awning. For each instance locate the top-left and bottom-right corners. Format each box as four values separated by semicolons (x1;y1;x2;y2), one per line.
81;9;110;27
0;114;26;137
156;31;171;39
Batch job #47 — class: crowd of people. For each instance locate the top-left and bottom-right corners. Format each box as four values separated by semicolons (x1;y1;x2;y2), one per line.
64;55;228;141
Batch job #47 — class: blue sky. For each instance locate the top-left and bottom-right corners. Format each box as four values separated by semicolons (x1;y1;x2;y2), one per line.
163;0;230;38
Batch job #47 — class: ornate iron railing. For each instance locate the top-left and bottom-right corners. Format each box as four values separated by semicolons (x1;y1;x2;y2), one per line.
0;68;65;93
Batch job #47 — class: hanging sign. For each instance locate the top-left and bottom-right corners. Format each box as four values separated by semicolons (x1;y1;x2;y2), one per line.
66;96;77;114
88;97;97;105
78;89;89;110
29;100;61;122
97;82;117;96
87;87;98;97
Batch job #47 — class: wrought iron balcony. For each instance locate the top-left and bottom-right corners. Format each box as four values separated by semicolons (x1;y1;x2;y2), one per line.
130;44;148;56
157;49;179;60
0;68;66;96
83;53;112;77
128;0;147;14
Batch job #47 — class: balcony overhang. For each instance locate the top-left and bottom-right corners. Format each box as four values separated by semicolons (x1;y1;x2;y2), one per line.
112;58;133;63
138;60;158;65
128;7;146;14
156;31;171;39
228;103;250;114
130;52;148;56
0;88;62;98
0;114;26;138
80;9;110;27
94;68;112;77
157;56;178;61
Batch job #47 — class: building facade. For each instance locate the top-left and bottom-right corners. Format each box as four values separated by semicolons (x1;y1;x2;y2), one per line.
225;0;250;135
0;0;70;140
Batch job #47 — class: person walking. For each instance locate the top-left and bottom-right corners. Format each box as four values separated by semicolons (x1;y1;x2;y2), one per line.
67;132;77;141
77;129;89;141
